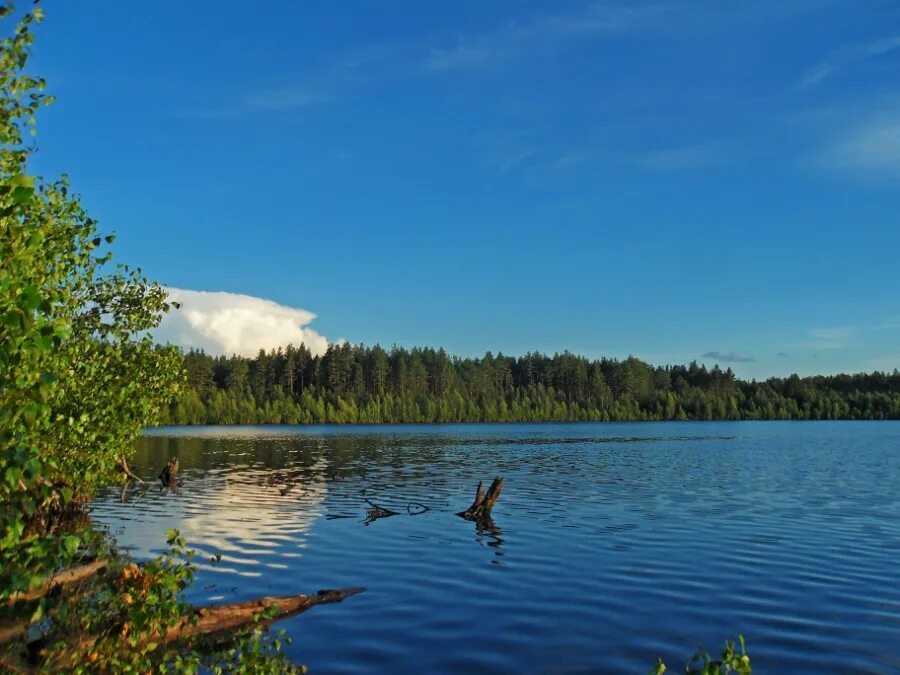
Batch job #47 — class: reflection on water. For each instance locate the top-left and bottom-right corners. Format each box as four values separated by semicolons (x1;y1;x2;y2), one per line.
90;422;900;673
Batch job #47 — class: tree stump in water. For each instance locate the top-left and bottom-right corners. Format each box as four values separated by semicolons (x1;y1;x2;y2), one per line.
159;457;179;488
456;477;504;521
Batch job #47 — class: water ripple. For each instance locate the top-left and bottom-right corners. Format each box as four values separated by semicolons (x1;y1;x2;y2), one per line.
90;421;900;673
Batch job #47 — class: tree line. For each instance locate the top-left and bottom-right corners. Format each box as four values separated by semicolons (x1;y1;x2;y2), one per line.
164;344;900;424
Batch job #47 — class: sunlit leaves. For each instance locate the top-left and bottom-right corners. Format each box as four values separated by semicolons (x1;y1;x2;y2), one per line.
0;5;297;671
652;635;752;675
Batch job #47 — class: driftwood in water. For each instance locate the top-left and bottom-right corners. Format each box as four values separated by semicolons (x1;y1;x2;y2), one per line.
38;588;364;668
362;498;431;524
159;457;179;487
5;559;108;607
457;477;504;521
363;498;399;524
162;587;364;642
1;561;110;646
117;456;144;484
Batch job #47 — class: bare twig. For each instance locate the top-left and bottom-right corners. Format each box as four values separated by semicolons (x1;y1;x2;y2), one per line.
117;456;144;484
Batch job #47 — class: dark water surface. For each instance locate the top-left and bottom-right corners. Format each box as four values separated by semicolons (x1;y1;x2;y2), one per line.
91;422;900;673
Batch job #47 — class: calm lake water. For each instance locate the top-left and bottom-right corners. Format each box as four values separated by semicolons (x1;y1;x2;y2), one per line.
90;422;900;673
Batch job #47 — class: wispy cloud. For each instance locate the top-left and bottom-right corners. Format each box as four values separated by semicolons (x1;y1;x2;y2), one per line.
801;34;900;90
818;115;900;176
425;42;499;72
809;327;856;340
805;326;856;350
425;0;848;75
186;3;663;118
638;140;739;170
181;43;403;118
551;149;592;171
486;136;538;171
181;89;330;119
777;352;790;358
701;351;756;363
423;2;665;72
246;87;331;111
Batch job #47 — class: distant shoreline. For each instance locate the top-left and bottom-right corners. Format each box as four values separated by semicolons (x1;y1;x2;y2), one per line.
160;347;899;425
146;418;900;430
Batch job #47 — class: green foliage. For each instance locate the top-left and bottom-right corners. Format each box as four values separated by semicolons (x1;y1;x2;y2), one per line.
167;344;900;425
0;6;298;671
651;636;751;675
0;0;181;600
32;530;298;673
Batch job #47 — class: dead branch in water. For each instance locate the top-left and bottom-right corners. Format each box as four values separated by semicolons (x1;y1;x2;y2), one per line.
117;456;144;484
363;498;399;524
457;477;504;521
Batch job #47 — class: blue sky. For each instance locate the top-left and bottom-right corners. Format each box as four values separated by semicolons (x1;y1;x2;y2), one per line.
26;1;900;378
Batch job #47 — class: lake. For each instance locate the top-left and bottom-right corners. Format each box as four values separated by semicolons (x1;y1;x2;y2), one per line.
90;422;900;673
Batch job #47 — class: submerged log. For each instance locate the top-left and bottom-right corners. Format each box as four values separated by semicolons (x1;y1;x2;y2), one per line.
163;587;365;642
5;559;108;606
457;477;504;521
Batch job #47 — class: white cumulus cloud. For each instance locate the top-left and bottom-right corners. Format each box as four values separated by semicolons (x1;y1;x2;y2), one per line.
155;288;330;357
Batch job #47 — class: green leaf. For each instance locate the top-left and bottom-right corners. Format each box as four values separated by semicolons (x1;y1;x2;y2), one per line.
11;185;34;203
9;173;35;188
20;285;41;310
63;535;80;557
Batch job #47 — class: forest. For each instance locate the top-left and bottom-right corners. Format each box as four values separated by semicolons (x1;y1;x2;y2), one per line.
165;344;900;424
